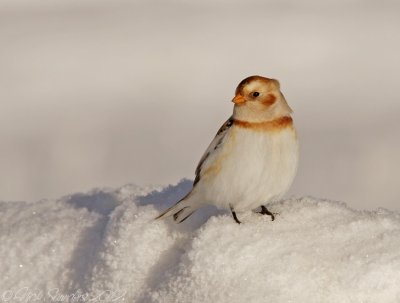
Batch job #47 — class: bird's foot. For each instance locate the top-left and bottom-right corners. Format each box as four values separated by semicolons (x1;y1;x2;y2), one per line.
230;205;241;224
257;205;277;221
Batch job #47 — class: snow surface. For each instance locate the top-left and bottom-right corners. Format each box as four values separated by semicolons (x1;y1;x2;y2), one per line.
1;179;400;302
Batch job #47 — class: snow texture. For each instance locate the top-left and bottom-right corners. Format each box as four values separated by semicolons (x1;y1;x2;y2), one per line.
1;179;400;303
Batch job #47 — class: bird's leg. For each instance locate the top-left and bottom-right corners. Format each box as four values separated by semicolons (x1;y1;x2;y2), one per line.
258;205;275;221
230;205;241;224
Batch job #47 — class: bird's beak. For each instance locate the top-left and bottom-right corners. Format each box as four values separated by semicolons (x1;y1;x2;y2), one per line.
232;94;246;104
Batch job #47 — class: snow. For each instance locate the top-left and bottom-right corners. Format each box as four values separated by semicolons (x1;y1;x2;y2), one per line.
1;179;400;302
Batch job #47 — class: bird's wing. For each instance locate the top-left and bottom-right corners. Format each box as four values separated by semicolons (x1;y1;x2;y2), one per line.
193;117;234;185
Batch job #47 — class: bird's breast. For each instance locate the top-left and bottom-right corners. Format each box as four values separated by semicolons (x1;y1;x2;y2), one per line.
202;122;299;211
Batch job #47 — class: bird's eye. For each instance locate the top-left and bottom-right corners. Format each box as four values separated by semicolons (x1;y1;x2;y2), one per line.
252;92;260;97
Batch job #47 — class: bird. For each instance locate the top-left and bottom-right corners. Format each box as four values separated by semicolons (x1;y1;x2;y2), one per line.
156;75;299;224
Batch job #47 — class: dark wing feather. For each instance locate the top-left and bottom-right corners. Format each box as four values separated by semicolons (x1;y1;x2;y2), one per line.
193;117;233;185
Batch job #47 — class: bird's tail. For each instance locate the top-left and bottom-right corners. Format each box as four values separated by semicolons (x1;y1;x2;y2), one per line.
155;192;199;223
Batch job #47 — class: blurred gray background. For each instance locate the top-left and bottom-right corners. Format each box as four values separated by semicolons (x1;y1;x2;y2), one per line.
1;0;399;210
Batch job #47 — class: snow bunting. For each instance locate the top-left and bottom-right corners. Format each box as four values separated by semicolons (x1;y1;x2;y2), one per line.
157;75;299;224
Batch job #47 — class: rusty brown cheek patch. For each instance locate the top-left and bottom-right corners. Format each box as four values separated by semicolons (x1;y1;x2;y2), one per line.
233;116;293;131
261;94;276;106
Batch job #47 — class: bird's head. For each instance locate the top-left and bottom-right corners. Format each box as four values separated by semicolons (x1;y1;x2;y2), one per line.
232;75;293;122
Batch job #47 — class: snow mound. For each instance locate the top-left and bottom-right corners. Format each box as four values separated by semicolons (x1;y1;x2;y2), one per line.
1;179;400;303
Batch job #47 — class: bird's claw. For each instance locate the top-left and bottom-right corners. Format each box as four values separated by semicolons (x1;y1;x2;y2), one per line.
258;205;278;221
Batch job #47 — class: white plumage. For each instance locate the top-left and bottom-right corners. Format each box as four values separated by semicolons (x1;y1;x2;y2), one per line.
198;125;298;212
157;75;299;224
